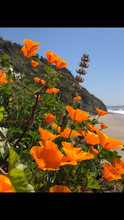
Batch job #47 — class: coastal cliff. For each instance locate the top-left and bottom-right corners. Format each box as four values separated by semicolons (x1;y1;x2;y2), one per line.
0;36;107;114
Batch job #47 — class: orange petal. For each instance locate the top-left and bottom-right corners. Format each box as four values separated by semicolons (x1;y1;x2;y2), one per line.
0;175;14;192
89;146;99;157
52;123;61;133
96;108;107;116
39;127;60;141
21;46;28;57
103;162;121;181
45;113;56;125
50;185;71;192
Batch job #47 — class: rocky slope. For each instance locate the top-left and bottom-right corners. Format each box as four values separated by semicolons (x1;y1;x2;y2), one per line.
0;36;107;114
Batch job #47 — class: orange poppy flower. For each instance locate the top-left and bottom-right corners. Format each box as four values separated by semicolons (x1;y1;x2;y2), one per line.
31;60;39;67
54;57;68;69
100;122;108;129
21;39;40;58
41;79;45;85
46;88;59;94
9;98;12;102
112;158;124;175
34;77;40;83
96;108;107;116
45;51;58;64
0;175;14;192
78;127;100;145
10;79;13;82
73;96;81;101
62;142;94;165
45;113;56;125
51;88;60;94
39;127;60;141
50;185;72;192
52;123;82;138
89;146;99;157
30;141;76;170
103;162;121;181
45;51;68;69
66;106;91;123
0;71;8;84
88;123;97;132
52;123;61;133
96;129;124;150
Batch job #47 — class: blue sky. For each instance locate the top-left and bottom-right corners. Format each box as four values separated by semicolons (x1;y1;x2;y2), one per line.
0;27;124;106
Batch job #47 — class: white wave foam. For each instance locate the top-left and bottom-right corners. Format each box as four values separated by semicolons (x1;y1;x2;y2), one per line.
108;109;124;115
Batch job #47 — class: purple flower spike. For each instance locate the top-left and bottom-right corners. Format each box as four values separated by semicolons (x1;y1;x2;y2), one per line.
76;69;87;75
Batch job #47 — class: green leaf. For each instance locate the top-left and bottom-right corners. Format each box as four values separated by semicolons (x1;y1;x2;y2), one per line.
2;54;9;61
28;130;39;139
91;119;99;125
87;178;100;189
9;148;20;172
3;86;12;95
28;84;38;93
0;112;3;121
7;69;12;78
1;60;10;68
9;168;28;192
100;149;122;164
44;66;52;74
44;94;57;106
0;106;4;112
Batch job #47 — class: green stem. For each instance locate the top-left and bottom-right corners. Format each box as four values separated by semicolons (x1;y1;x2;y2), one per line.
35;170;48;192
97;179;106;193
21;57;27;83
68;122;75;138
29;166;39;184
12;51;20;69
64;165;73;186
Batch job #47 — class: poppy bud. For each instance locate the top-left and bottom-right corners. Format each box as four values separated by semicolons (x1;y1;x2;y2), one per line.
59;109;64;120
76;69;87;75
78;62;89;68
68;98;74;105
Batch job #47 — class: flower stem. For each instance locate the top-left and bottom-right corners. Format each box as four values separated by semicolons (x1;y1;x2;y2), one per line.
12;50;20;69
35;170;48;192
21;57;27;83
64;165;73;186
29;166;39;184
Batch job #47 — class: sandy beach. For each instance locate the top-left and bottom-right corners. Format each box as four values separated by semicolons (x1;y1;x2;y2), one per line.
92;113;124;161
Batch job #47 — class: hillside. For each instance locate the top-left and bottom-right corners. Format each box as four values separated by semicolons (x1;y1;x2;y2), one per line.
0;36;107;114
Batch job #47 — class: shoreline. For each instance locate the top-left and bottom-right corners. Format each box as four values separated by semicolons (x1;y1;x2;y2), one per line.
91;113;124;161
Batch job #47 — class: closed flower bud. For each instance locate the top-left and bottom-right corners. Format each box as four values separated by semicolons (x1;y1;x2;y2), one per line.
68;98;74;105
76;69;87;75
73;83;82;90
75;75;84;83
78;62;89;68
59;109;64;120
83;54;89;58
81;56;90;62
71;91;79;98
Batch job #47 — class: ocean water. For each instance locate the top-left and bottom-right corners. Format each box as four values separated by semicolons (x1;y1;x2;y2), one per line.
107;105;124;118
